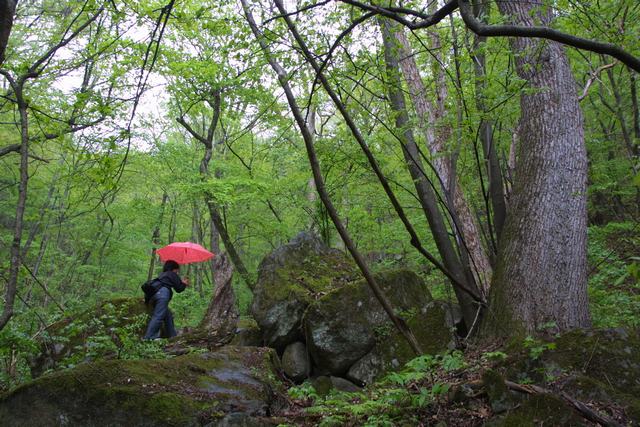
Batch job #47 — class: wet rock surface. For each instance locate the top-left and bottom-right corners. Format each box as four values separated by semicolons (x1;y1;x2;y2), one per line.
2;346;284;427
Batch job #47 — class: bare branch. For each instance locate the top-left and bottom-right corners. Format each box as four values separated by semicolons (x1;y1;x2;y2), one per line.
27;3;105;79
578;61;617;101
339;0;458;30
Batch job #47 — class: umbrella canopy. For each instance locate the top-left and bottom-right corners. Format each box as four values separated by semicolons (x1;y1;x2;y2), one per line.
156;242;214;264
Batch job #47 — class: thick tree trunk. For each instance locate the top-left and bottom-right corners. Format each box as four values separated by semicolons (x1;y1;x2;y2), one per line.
381;19;479;326
199;253;239;336
483;0;591;336
393;22;492;295
0;0;17;65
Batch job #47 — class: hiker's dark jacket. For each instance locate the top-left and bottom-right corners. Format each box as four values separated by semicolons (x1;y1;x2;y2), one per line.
157;271;187;299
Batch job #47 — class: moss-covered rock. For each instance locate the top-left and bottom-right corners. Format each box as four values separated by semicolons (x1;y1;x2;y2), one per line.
500;328;640;424
2;346;284;426
29;298;151;377
251;232;358;352
492;394;588;426
304;269;454;379
482;369;521;414
230;318;262;347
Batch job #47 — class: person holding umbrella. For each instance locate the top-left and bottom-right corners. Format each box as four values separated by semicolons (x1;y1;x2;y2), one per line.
143;260;189;339
143;242;214;340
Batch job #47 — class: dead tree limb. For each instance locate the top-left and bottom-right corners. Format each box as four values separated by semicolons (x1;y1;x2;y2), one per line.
504;380;622;427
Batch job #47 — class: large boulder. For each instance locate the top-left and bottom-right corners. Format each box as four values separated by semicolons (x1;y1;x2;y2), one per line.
2;346;284;426
29;298;151;377
251;231;358;352
304;269;455;380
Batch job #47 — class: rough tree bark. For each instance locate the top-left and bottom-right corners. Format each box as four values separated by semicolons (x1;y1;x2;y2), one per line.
483;0;591;336
199;253;239;337
0;0;17;66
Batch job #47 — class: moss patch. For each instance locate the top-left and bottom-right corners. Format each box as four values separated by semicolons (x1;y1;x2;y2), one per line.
1;346;284;426
251;232;358;351
305;269;453;378
495;394;587;426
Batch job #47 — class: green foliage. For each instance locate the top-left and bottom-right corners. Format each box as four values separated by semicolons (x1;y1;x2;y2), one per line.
1;0;639;397
482;351;508;362
523;336;556;361
297;351;465;425
588;223;640;328
287;381;319;401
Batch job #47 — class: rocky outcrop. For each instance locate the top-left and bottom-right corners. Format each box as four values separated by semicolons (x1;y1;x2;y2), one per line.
304;270;456;382
3;346;284;426
251;232;357;352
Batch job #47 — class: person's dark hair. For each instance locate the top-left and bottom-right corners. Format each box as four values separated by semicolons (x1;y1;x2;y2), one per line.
163;260;180;272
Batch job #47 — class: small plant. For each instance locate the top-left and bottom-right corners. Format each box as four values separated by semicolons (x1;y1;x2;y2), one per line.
482;351;508;362
287;381;319;401
441;350;467;371
523;336;556;360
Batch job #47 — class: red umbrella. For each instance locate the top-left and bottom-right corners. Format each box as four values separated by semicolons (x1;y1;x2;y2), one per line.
156;242;214;264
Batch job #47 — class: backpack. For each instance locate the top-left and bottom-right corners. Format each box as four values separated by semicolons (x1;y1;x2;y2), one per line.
141;279;164;303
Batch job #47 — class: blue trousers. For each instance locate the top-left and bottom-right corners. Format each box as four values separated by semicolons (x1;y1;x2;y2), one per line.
144;287;177;339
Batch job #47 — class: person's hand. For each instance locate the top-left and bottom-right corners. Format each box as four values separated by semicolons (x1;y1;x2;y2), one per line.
182;277;190;286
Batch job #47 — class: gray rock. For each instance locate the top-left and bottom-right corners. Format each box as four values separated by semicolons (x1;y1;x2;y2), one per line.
329;376;362;393
311;376;361;396
251;231;357;352
282;341;310;382
346;350;383;386
304;270;454;379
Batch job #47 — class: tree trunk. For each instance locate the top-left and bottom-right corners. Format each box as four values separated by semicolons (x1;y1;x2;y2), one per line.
199;252;239;336
176;95;254;291
470;1;507;242
0;82;28;331
381;19;479;327
392;22;492;295
483;0;591;336
0;0;17;65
